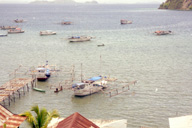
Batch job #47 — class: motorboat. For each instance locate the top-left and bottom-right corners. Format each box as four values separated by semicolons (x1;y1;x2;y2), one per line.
40;30;56;36
120;19;132;24
36;68;51;81
154;30;173;35
0;26;17;30
0;33;8;37
61;21;72;25
72;76;108;97
14;19;24;23
68;36;93;42
7;28;24;34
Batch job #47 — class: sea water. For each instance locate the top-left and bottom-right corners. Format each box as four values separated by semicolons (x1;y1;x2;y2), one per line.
0;4;192;128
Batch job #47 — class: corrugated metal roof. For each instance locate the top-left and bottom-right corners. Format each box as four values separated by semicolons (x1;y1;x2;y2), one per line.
56;112;100;128
0;105;26;128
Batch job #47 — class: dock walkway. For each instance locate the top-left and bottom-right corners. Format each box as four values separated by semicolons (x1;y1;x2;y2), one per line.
0;78;35;105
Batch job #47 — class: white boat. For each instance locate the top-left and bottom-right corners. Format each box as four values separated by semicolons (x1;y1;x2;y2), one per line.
120;19;132;24
68;36;92;42
32;61;51;81
7;28;24;34
36;68;51;81
0;33;8;37
154;30;172;35
72;76;108;97
40;30;56;36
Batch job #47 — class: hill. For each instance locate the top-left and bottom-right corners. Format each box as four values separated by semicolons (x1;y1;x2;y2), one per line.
159;0;192;10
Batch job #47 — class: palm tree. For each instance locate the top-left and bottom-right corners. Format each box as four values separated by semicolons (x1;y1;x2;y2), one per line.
20;105;60;128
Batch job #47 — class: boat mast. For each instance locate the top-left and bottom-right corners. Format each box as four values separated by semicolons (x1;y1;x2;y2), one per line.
81;63;83;82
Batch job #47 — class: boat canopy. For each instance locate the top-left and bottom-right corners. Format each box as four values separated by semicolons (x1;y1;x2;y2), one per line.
88;76;102;81
72;83;85;88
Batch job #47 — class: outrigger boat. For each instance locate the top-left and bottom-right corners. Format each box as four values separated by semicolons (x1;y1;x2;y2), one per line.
68;36;93;42
72;76;108;97
154;30;172;35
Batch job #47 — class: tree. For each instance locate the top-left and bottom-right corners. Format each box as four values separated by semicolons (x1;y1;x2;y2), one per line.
20;105;60;128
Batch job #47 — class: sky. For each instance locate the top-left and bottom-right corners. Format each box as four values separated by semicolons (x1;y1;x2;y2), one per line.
0;0;166;4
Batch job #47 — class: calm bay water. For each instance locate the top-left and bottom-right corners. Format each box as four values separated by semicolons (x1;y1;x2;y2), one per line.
0;4;192;128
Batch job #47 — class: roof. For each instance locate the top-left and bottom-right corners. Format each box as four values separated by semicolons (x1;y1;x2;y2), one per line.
0;105;26;128
56;112;99;128
169;115;192;128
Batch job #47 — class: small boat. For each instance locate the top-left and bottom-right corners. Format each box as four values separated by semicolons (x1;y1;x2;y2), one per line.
36;68;51;81
33;87;46;92
0;33;8;37
68;36;93;42
14;19;24;23
40;30;56;36
154;30;172;35
54;86;63;93
72;76;108;97
8;28;24;34
120;19;132;24
0;26;17;30
61;21;72;25
97;44;104;47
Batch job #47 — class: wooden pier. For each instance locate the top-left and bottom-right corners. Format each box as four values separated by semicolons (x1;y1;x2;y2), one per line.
0;78;36;106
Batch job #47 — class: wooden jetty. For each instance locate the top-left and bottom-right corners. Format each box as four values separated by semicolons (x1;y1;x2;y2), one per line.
105;80;137;98
0;78;36;106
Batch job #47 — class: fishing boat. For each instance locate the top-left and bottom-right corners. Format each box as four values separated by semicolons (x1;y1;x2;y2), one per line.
72;76;108;97
97;44;105;47
61;21;72;25
36;68;51;81
8;28;24;34
33;87;46;92
120;19;132;24
14;19;24;23
68;36;93;42
0;26;17;30
154;30;172;35
40;30;56;36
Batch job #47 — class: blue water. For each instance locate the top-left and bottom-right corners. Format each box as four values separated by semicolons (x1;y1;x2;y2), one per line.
0;3;192;128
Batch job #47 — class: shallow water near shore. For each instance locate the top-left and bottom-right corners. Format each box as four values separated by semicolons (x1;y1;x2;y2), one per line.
0;4;192;128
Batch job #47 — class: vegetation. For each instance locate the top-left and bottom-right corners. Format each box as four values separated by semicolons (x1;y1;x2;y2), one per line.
20;105;60;128
159;0;192;10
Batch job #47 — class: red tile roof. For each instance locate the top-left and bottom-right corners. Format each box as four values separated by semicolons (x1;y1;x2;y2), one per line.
0;105;26;128
56;112;100;128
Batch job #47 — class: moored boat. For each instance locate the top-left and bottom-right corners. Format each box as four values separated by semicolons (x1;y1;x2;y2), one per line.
154;30;172;35
36;68;51;81
40;30;56;36
72;76;108;97
14;19;24;23
0;26;17;30
61;21;72;25
0;33;8;37
33;87;46;92
8;28;24;34
120;19;132;24
68;36;93;42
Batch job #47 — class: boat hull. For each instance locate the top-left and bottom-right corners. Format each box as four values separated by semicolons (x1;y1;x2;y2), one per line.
33;87;46;92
